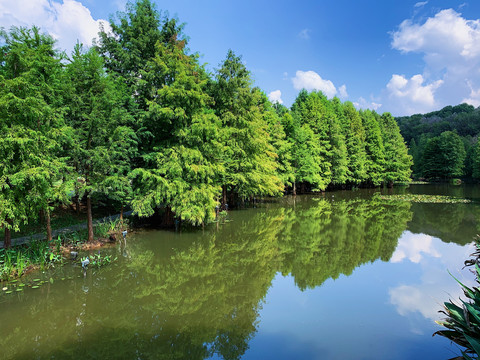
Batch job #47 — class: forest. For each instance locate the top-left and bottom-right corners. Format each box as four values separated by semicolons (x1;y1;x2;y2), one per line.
0;0;412;248
396;103;480;180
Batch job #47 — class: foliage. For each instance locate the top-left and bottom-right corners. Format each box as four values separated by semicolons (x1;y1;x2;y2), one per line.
435;238;480;359
0;0;414;243
0;240;63;281
212;50;283;201
396;104;479;180
0;26;72;246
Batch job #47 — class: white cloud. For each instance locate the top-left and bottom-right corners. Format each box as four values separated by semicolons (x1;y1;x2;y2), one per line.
353;97;382;111
0;0;109;53
338;84;348;99
298;28;311;40
292;70;337;98
462;81;480;107
385;74;443;115
268;90;283;104
386;9;480;115
414;1;428;8
392;9;480;60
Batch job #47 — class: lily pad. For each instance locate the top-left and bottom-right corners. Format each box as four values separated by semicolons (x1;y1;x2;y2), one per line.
16;288;23;292
377;194;472;204
33;279;41;282
32;286;40;289
5;291;12;294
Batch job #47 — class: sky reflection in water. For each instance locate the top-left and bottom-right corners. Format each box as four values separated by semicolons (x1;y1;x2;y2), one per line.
1;185;479;360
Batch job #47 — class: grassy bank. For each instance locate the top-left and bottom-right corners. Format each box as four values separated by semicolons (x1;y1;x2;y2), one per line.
0;217;127;282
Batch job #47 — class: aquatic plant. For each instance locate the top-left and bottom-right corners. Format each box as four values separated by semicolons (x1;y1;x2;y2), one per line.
0;240;64;281
435;238;480;359
377;194;471;204
80;252;116;269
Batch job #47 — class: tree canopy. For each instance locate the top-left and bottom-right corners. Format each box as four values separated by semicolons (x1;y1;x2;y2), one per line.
0;0;414;246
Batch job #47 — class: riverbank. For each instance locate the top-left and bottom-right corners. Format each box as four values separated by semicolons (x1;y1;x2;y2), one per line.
0;211;131;281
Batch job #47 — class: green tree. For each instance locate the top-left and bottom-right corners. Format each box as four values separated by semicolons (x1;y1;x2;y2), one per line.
212;50;283;206
360;110;385;186
472;140;480;179
341;102;367;184
423;131;466;179
380;112;412;185
291;90;332;190
328;98;349;185
130;33;222;225
0;26;70;247
64;45;133;241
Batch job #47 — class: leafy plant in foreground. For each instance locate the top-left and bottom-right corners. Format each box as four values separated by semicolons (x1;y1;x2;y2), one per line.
435;238;480;359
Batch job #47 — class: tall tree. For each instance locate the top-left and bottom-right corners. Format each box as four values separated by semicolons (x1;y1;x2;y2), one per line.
360;110;385;186
380;113;412;186
328;98;348;186
0;26;70;247
130;31;222;225
341;102;367;184
291;90;332;190
64;45;133;241
212;50;283;206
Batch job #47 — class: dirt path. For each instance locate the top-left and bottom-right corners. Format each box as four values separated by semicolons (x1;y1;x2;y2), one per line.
0;211;133;248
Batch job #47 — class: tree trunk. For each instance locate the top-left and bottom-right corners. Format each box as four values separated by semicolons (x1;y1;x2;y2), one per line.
75;195;81;215
4;219;12;249
293;182;296;196
86;194;94;242
162;206;175;227
222;186;227;209
120;204;124;223
46;209;52;243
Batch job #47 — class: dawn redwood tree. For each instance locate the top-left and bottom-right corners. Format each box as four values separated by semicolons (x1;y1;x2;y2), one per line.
263;98;294;191
380;112;412;186
96;0;185;156
0;26;71;247
130;33;223;225
328;98;348;186
212;50;283;206
360;110;385;186
340;102;367;185
291;90;333;191
64;45;133;242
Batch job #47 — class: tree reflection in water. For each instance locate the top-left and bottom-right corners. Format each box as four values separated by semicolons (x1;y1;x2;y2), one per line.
0;194;416;359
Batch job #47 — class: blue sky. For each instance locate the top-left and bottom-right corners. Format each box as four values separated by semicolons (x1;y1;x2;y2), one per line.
1;0;480;116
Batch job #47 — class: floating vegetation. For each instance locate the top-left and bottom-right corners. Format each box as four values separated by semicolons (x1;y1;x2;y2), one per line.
80;252;116;269
377;194;472;204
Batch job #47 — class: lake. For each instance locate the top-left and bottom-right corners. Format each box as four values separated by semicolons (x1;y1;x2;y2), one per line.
1;184;479;359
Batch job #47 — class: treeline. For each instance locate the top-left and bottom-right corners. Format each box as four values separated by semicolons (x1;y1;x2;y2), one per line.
0;0;412;246
396;103;480;179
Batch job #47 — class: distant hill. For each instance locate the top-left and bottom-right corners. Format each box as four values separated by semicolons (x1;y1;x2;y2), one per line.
395;103;480;179
396;103;480;145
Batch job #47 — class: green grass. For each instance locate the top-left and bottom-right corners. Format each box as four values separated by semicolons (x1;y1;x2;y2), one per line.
0;238;64;282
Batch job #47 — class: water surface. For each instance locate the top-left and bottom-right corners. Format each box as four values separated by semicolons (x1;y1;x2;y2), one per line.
1;185;479;359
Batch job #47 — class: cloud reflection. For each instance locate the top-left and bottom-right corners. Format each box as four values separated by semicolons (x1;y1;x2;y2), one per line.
391;232;440;263
389;231;475;323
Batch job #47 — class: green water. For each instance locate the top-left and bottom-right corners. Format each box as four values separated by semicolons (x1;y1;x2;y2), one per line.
1;185;479;359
